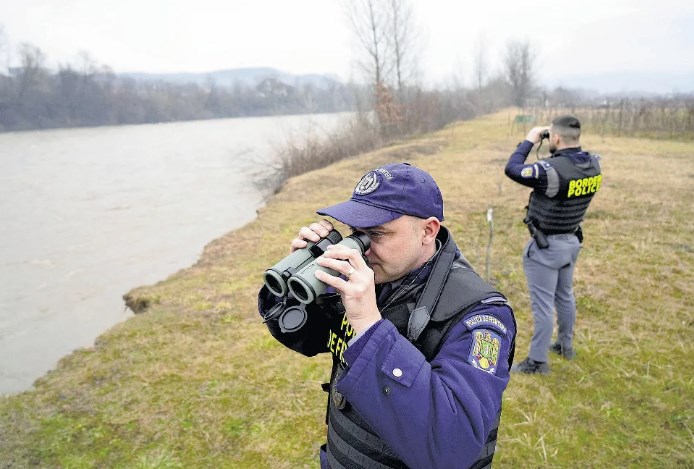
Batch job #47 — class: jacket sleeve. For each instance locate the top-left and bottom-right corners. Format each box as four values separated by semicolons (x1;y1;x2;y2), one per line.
505;140;546;190
257;285;332;357
336;303;515;469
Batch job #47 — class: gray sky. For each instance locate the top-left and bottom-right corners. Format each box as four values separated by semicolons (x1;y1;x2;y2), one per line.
2;0;693;93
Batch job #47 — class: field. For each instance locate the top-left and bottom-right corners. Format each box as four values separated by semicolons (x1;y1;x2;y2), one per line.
1;110;692;468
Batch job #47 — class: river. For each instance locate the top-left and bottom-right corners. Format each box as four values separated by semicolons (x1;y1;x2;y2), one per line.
0;113;350;395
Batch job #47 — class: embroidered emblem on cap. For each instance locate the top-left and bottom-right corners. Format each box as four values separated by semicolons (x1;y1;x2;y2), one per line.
468;329;501;375
354;171;380;195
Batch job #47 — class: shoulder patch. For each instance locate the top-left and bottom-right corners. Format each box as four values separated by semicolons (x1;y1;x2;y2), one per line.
468;329;501;375
463;314;508;335
520;165;535;178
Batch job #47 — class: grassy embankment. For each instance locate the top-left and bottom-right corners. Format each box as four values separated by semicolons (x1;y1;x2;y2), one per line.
1;110;692;468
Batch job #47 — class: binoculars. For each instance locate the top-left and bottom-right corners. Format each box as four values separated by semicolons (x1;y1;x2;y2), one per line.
264;229;371;304
540;129;550;140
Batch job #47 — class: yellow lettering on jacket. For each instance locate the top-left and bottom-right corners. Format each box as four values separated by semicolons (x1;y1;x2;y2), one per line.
327;314;355;364
567;174;602;198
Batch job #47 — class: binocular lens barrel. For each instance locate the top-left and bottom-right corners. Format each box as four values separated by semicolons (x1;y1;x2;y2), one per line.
287;232;370;304
263;269;290;297
263;230;343;297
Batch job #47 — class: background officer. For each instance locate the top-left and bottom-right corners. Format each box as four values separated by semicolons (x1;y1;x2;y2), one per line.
504;115;602;374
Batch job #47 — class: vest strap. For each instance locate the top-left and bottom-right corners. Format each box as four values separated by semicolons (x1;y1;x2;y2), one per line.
327;425;398;469
407;240;456;342
406;306;430;343
468;410;501;469
328;400;404;468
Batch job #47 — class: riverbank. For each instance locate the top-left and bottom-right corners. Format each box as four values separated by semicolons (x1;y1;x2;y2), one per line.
1;110;692;467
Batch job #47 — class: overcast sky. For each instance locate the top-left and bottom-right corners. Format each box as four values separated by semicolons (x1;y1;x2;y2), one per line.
2;0;693;93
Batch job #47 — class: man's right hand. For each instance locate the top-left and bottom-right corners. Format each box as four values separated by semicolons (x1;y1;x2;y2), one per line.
290;219;335;252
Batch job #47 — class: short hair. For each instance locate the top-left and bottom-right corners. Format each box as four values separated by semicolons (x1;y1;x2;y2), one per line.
551;115;581;141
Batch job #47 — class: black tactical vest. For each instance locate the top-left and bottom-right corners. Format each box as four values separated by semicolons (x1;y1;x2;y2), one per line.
325;228;515;469
527;153;601;234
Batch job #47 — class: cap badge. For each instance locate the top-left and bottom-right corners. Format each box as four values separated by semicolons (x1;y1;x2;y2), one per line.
354;172;380;195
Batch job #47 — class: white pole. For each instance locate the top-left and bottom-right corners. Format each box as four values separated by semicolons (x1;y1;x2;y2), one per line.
486;207;494;281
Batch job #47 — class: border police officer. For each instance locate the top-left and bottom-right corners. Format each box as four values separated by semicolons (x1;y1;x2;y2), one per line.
505;115;602;374
259;162;516;468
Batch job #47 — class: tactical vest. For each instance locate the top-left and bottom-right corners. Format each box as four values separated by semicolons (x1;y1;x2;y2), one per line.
325;228;515;469
527;153;601;234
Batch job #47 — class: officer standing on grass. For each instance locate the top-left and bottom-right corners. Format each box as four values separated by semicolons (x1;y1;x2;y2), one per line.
259;162;516;468
505;115;602;375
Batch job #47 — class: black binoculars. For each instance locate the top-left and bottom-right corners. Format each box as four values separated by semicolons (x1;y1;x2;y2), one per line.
263;229;371;304
540;129;550;140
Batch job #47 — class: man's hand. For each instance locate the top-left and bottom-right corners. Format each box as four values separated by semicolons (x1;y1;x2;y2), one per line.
525;126;550;144
290;219;334;253
315;243;381;334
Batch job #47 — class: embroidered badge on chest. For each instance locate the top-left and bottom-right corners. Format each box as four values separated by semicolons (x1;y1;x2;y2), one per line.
468;329;501;374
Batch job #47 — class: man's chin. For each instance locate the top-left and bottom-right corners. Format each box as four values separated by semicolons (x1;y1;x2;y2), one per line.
374;272;396;285
371;266;385;284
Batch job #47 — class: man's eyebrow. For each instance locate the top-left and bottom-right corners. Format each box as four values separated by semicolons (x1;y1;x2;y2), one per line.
350;225;384;232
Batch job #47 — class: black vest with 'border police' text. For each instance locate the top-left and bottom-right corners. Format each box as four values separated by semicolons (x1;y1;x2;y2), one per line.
527;152;601;234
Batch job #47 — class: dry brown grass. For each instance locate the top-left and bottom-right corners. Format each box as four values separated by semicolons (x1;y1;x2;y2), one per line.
1;109;692;468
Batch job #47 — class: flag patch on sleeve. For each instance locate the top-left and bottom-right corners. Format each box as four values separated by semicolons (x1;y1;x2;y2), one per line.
468;329;501;374
520;166;535;178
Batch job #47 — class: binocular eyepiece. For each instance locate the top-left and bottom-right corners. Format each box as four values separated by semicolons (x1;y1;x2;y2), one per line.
540;129;550;140
263;229;370;304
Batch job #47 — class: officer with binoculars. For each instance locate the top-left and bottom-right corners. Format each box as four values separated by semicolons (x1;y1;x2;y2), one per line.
258;162;516;469
505;115;602;375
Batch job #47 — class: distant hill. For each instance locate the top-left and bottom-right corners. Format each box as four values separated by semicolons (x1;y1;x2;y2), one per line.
547;70;694;96
120;67;344;90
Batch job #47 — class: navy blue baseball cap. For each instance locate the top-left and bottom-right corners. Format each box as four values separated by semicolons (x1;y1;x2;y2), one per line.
316;162;444;228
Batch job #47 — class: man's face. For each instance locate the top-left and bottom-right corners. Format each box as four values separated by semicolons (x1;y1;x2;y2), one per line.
354;215;431;284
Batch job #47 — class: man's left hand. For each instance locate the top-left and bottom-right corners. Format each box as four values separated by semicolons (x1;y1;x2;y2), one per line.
315;244;381;334
526;126;550;144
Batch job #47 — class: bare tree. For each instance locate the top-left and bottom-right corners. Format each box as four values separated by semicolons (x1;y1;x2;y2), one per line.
344;0;423;136
387;0;418;97
344;0;389;89
0;25;7;74
344;0;398;135
16;42;48;101
75;50;99;77
504;39;536;109
472;33;488;92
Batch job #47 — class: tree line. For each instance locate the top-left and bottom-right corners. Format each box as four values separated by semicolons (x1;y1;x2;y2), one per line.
2;10;691;139
0;44;356;132
0;10;569;135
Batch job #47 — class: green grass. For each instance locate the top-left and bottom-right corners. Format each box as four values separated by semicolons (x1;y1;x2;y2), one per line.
1;110;692;468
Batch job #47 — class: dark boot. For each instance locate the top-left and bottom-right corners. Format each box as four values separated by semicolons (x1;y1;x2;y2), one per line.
511;357;550;375
549;342;576;360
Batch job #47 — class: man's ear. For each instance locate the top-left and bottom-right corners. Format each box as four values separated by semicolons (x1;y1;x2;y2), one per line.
421;217;441;245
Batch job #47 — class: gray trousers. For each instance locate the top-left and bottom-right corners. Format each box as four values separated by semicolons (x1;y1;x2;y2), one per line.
522;233;581;362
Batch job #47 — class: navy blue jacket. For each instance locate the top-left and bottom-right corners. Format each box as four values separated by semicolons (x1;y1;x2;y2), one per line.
505;140;593;193
259;244;515;468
